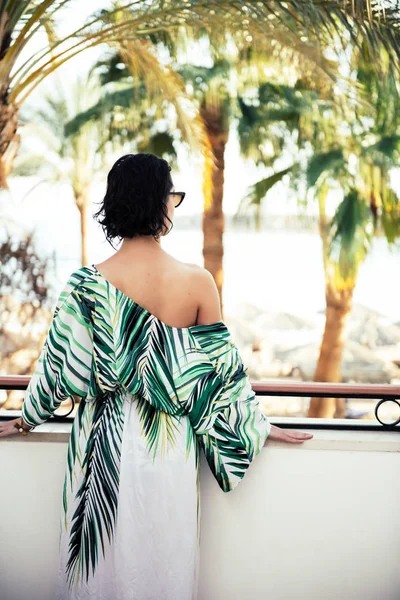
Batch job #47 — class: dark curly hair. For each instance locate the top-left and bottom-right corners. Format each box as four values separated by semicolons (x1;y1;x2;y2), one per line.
94;153;174;248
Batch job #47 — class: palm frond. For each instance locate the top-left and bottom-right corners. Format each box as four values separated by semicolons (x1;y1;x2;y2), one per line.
236;165;294;229
64;87;145;137
307;148;345;187
64;85;179;165
328;188;372;281
89;50;131;86
116;39;211;159
237;77;326;165
362;135;400;160
381;186;400;244
137;132;177;163
240;166;294;209
3;0;400;109
177;59;231;89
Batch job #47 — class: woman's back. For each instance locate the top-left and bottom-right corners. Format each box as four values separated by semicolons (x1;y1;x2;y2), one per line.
93;240;222;329
94;254;200;329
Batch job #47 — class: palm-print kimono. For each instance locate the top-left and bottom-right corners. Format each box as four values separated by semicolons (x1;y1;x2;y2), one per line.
22;265;271;600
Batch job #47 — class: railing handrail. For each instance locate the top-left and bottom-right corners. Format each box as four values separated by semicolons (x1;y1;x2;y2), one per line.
1;375;399;429
0;375;399;398
252;381;400;399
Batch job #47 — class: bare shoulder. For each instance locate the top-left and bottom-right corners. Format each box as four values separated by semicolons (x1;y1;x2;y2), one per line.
185;263;222;325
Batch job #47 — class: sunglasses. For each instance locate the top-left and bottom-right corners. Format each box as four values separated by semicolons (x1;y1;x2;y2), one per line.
169;191;186;208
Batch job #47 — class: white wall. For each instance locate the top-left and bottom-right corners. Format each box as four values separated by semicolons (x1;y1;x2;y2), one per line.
0;420;399;600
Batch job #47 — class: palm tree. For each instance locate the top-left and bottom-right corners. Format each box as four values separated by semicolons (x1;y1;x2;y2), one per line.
178;48;310;310
12;75;105;266
2;1;400;189
176;58;232;308
237;50;400;418
0;0;139;188
307;49;400;417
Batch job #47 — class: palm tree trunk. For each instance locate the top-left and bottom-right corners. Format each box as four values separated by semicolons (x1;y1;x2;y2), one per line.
0;97;20;189
308;282;355;418
308;187;356;418
200;105;229;313
76;192;89;267
0;157;8;189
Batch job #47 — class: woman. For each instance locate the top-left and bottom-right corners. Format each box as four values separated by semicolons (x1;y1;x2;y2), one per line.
0;153;313;599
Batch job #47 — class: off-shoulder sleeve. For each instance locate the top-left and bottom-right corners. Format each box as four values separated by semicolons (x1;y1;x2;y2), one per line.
22;276;93;427
187;329;271;493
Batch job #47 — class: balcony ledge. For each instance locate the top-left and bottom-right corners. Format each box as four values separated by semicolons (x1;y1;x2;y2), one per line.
1;417;399;600
1;417;399;453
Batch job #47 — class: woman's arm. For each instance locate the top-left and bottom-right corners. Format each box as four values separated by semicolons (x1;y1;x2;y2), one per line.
0;276;93;438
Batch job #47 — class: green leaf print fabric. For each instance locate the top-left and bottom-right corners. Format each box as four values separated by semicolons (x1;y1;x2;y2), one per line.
22;266;271;599
22;283;93;425
184;325;271;491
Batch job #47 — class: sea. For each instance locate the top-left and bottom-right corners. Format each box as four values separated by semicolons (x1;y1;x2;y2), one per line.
1;179;400;324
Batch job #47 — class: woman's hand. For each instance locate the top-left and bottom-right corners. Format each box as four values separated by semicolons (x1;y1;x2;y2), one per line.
267;424;313;444
0;418;25;438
